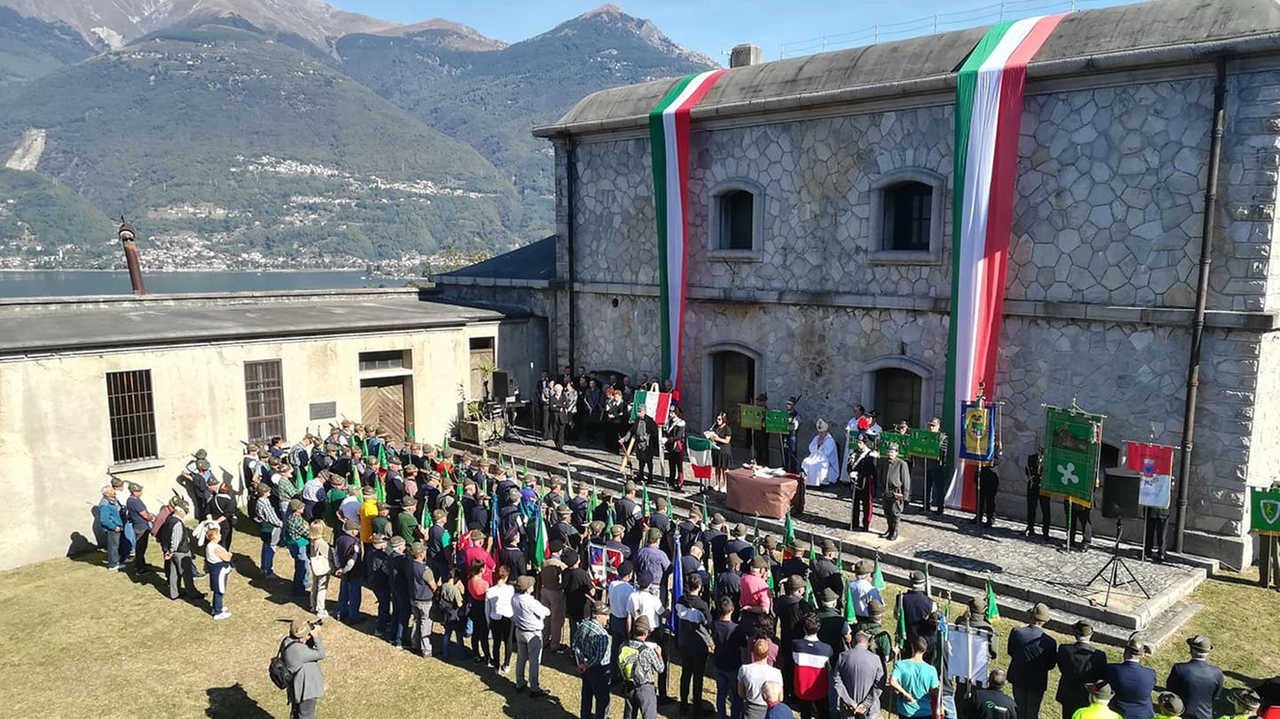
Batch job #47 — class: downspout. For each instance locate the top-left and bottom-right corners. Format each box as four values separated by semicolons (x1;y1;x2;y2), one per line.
564;134;578;372
1175;57;1227;553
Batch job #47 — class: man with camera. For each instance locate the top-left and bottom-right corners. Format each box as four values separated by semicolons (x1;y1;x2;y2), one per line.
280;618;326;719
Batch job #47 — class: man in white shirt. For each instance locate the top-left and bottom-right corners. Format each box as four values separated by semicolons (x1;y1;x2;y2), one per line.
627;571;665;634
608;561;637;676
512;575;551;697
847;559;883;621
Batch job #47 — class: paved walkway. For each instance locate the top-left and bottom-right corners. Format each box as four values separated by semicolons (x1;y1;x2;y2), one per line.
470;432;1206;638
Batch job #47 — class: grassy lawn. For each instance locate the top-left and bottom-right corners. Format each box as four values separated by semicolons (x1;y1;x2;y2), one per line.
0;546;1275;719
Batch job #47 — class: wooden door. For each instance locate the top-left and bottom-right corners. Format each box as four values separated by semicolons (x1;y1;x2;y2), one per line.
361;379;408;444
712;351;755;448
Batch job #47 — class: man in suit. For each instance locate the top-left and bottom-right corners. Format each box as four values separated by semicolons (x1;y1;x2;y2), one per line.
281;619;326;719
619;404;659;485
1165;635;1222;719
1057;621;1108;719
900;571;936;645
1007;603;1059;719
1104;633;1156;719
882;444;910;541
550;383;573;451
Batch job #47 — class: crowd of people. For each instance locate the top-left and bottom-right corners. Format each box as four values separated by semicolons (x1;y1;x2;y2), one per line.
93;417;1279;719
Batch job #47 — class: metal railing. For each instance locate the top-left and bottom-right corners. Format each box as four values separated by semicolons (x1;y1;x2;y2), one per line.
777;0;1154;59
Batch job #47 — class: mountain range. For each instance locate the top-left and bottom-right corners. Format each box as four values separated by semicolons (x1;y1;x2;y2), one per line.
0;0;717;271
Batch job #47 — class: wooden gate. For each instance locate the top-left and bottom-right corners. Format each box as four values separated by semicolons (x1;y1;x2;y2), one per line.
360;378;408;444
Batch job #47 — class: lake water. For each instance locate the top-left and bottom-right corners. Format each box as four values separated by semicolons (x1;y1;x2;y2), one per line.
0;270;393;298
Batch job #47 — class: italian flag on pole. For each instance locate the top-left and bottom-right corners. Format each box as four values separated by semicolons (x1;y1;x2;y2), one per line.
630;389;673;425
649;69;729;391
687;435;714;480
942;14;1065;511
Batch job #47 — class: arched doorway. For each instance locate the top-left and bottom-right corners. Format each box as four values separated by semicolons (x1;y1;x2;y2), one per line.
873;368;923;429
709;349;756;449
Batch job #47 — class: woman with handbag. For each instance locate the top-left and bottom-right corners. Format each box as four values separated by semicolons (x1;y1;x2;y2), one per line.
307;520;333;618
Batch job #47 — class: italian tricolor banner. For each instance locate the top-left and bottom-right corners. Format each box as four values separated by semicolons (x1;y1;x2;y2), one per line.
943;14;1065;511
630;389;673;425
687;435;714;480
649;69;729;391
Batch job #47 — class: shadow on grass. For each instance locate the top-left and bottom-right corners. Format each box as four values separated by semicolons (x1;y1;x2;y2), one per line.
206;683;273;719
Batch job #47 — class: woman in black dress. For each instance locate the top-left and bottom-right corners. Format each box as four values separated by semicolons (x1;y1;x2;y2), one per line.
706;412;733;491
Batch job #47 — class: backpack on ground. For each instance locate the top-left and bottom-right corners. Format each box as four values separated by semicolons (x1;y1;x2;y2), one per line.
268;639;297;689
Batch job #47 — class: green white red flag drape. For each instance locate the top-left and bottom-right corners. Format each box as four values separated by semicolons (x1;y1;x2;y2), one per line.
943;14;1065;511
649;69;729;391
630;389;673;425
687;435;714;480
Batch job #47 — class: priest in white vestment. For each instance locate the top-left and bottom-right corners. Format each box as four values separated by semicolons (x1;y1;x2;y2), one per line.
803;419;841;486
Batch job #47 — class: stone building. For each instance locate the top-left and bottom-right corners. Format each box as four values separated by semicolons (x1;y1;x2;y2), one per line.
430;0;1280;567
0;289;542;570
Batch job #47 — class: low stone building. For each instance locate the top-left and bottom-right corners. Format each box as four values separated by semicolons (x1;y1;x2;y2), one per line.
430;0;1280;567
0;289;543;570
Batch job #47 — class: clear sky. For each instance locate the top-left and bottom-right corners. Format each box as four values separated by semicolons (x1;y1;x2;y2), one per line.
329;0;1150;61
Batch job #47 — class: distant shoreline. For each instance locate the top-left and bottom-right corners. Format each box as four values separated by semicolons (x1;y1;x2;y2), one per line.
0;268;371;274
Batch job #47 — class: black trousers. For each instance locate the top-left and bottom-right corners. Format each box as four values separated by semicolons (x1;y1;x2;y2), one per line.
925;467;946;513
1013;687;1044;719
884;505;901;539
1026;487;1051;535
678;646;707;709
133;531;151;570
552;418;567;450
1066;502;1092;547
852;483;873;530
976;478;999;526
667;449;683;485
635;451;655;485
1144;511;1168;559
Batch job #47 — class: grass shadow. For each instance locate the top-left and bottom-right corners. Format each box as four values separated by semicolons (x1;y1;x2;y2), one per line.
206;683;273;719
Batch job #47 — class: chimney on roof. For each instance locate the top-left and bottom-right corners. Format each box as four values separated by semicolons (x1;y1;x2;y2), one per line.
118;217;146;296
729;44;762;68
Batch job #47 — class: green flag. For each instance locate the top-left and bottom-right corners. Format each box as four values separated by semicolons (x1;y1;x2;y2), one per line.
895;594;907;649
985;579;1000;621
565;469;573;498
606;507;615;536
707;548;716;593
522;460;529;479
701;495;710;528
751;514;760;542
784;512;795;546
843;579;857;623
642;485;651;518
442;435;450;453
665;485;673;515
533;503;547;569
1041;405;1103;507
498;448;505;468
1252;487;1280;534
872;556;886;590
805;573;817;609
482;446;489;461
589;487;599;518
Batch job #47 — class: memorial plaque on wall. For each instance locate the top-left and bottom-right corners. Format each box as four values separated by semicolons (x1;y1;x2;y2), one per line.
310;402;337;421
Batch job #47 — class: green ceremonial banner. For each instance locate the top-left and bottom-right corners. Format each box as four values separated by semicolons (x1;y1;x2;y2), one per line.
877;429;941;459
765;410;791;434
1251;487;1280;536
739;404;764;430
1041;405;1103;507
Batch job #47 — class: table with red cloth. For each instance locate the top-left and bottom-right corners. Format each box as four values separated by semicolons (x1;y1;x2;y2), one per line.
725;467;803;518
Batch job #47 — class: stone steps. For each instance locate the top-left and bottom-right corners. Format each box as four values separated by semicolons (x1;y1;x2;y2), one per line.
456;438;1204;648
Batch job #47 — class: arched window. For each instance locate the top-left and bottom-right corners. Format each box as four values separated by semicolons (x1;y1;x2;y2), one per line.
708;180;764;259
869;169;946;265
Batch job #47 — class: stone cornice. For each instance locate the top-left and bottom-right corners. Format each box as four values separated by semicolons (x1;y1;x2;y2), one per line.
572;281;1280;330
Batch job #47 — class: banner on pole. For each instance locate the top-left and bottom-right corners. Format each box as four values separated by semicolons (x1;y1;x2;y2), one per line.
738;404;764;430
878;429;943;459
1041;405;1103;507
957;402;996;462
764;410;791;434
1251;487;1280;536
1126;441;1174;509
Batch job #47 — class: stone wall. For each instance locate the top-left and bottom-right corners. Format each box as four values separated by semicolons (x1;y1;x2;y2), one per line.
570;69;1280;314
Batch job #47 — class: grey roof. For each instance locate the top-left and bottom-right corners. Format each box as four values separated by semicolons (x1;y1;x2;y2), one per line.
535;0;1280;137
0;290;513;356
436;236;556;283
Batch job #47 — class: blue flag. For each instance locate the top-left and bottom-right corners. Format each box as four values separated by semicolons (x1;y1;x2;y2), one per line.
669;530;684;637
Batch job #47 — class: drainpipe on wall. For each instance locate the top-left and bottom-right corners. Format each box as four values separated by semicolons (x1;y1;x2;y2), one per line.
1175;57;1227;554
564;135;578;372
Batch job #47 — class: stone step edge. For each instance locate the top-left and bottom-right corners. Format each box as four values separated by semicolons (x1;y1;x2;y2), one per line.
456;441;1198;642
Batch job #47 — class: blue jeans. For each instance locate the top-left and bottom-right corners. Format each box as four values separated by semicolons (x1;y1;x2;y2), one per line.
122;524;136;559
290;544;310;595
260;528;279;576
715;667;740;719
210;562;230;614
442;620;467;660
392;593;409;646
338;575;363;619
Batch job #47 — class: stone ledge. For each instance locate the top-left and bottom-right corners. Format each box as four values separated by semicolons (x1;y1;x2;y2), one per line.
428;275;554;290
573;282;1280;330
